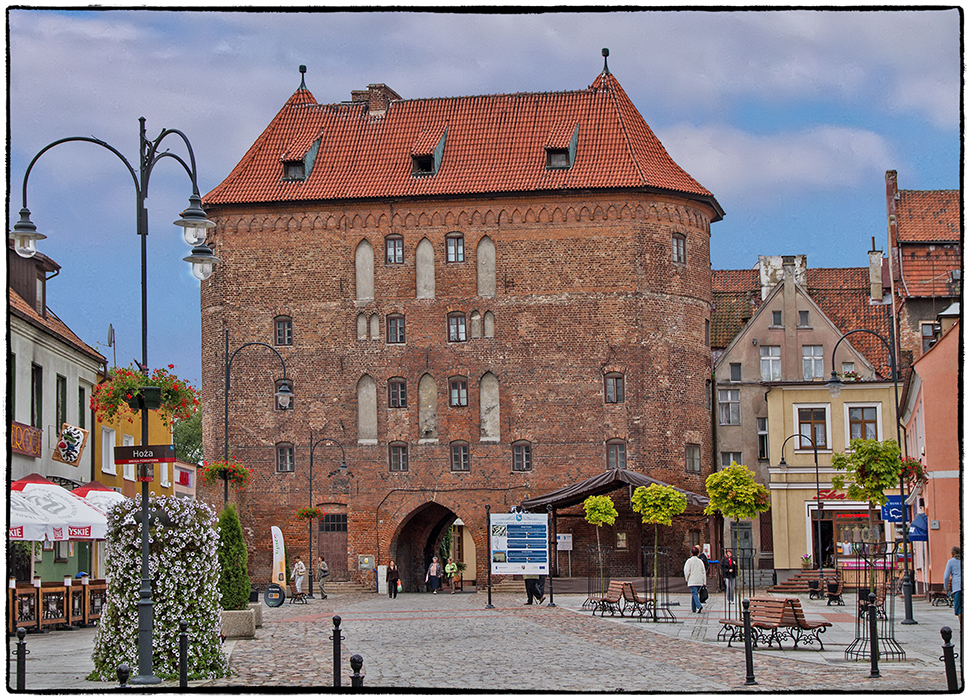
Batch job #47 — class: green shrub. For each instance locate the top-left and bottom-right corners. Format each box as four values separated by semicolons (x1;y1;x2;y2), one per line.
217;505;251;611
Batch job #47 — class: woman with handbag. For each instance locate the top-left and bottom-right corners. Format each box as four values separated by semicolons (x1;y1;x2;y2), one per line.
426;556;443;594
386;560;400;599
684;546;707;613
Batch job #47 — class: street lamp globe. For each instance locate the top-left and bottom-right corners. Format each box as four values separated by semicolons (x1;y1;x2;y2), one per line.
826;371;843;398
9;208;46;259
275;379;294;410
173;193;216;246
183;244;220;280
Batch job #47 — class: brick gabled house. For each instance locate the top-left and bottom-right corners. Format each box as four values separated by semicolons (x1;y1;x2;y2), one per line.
201;59;723;588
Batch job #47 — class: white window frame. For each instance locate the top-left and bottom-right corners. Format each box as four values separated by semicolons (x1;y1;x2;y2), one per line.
160;462;171;488
843;402;883;448
757;417;769;461
760;346;781;381
792;403;832;453
122;434;135;481
801;345;824;380
101;427;116;475
718;389;740;425
720;452;742;468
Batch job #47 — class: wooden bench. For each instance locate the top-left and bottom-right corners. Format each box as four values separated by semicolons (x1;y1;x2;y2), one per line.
288;582;308;604
718;597;789;649
590;580;626;617
784;598;832;650
807;579;825;601
621;582;652;617
825;577;844;606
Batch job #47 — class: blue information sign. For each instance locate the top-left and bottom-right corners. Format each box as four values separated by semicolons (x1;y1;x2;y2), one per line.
881;495;903;523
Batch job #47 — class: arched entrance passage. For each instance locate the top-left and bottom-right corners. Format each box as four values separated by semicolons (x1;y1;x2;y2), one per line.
389;501;470;592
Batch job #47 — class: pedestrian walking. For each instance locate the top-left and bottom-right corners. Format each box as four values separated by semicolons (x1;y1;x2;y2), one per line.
684;546;707;613
944;546;962;626
445;559;458;594
317;556;329;599
523;573;539;605
292;556;307;594
722;548;738;603
426;556;443;594
387;560;401;599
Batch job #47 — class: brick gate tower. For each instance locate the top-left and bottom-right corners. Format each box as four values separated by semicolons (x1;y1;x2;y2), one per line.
200;54;724;589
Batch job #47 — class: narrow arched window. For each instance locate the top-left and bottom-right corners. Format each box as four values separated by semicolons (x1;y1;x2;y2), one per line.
357;375;377;443
416;238;435;299
477;236;496;296
607;440;627;470
355;240;374;301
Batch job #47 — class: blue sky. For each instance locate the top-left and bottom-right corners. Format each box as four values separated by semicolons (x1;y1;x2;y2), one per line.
8;8;961;387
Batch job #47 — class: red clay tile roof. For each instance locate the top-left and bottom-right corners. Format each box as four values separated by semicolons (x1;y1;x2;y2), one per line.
205;71;722;219
896;189;960;243
712;266;894;377
9;288;104;365
897;242;962;299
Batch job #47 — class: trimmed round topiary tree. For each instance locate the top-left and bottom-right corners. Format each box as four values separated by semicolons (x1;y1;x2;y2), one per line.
90;496;228;681
217;504;251;610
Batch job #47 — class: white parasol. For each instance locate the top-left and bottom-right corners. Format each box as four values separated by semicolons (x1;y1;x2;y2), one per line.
11;473;109;540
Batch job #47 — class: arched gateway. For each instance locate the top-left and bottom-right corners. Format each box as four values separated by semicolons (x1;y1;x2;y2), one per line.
384;501;478;593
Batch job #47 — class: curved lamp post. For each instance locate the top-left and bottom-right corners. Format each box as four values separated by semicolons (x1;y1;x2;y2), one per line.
306;433;348;597
10;118;220;685
223;328;293;504
826;327;915;625
778;433;824;584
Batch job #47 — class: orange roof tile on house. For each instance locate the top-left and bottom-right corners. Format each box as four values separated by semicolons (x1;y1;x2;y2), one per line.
896;190;960;243
205;68;723;219
9;287;104;365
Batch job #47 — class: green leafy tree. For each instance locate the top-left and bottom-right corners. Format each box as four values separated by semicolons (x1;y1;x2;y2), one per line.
172;410;203;463
631;484;687;610
584;494;618;596
705;463;770;607
831;438;902;536
217;505;251;611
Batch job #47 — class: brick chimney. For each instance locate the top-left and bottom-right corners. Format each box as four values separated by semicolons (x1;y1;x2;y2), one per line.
351;84;401;116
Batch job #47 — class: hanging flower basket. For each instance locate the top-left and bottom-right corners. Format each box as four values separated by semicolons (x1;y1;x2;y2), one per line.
296;507;324;521
200;456;251;488
90;364;200;425
900;457;927;487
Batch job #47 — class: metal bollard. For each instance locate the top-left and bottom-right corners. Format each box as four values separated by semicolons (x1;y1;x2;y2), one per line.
350;654;364;688
330;615;344;687
941;626;959;691
179;620;189;688
742;598;757;686
867;592;880;678
16;627;28;691
117;663;130;688
485;504;494;609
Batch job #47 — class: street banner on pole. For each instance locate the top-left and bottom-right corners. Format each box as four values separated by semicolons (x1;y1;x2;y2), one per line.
271;525;287;586
489;511;548;575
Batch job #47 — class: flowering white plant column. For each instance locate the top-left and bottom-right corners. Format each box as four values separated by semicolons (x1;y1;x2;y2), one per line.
90;496;229;680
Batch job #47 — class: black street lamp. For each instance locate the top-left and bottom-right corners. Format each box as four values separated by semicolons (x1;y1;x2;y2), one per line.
222;328;293;504
306;432;348;598
10;118;219;685
778;433;824;584
826;327;915;625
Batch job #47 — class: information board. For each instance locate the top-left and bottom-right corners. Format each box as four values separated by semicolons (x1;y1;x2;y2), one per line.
489;512;548;575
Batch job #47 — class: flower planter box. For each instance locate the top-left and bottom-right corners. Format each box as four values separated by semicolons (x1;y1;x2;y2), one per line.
248;601;262;628
221;608;256;639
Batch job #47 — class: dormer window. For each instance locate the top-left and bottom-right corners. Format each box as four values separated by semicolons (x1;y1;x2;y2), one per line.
546;149;570;169
283;160;305;180
412;155;435;175
411;126;447;177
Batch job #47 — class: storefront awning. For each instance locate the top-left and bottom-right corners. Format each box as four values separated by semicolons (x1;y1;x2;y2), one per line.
908;513;929;542
11;473;109;540
520;468;709;511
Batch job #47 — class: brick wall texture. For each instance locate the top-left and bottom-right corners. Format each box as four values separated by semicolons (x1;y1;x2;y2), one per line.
199;192;717;586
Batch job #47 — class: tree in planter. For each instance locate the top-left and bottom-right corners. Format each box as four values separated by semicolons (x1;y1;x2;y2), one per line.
831;439;902;587
217;505;251;611
583;494;619;598
631;484;687;608
704;463;770;609
90;496;228;680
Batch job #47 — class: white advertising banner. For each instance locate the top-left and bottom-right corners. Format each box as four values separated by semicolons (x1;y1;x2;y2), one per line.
489;512;549;575
271;525;288;586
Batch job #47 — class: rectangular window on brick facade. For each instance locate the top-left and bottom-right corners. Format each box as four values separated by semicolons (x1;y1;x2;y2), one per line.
672;234;686;264
448;314;467;342
513;442;532;471
450;442;470;471
389;443;408;472
446;235;464;263
449;378;468;407
322;514;348;532
388;378;407;408
387;315;406;344
275;317;293;346
605;373;624;403
386;236;404;264
277;443;295;472
607;441;627;470
685;444;701;473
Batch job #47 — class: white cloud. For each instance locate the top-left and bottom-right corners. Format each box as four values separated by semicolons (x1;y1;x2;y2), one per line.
657;123;896;203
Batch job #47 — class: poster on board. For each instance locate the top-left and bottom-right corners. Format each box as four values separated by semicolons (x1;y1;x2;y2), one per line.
489;511;548;575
